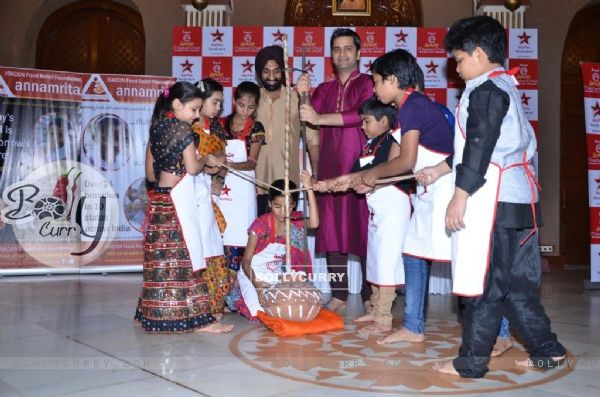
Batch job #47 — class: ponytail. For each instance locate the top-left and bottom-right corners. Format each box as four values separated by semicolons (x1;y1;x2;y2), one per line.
150;81;203;129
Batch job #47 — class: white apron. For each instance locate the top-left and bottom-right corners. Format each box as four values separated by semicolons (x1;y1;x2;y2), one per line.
238;223;286;316
170;173;224;271
402;145;453;261
366;185;410;285
450;98;539;295
451;100;502;296
219;138;257;247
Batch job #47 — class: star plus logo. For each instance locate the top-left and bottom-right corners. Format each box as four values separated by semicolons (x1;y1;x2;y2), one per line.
180;59;193;73
211;29;225;42
518;31;531;44
395;30;408;43
304;60;316;74
363;60;373;71
241;59;254;73
221;184;231;197
272;29;286;43
593;102;600;117
595;177;600;191
521;92;531;106
425;60;438;74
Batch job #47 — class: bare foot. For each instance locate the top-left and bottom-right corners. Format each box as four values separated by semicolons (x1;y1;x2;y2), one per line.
358;323;392;335
376;327;425;344
433;360;459;376
353;313;376;323
326;297;347;311
195;322;234;334
515;355;565;369
491;337;513;357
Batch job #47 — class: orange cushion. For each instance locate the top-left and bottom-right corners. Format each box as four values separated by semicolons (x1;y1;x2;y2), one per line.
257;308;344;337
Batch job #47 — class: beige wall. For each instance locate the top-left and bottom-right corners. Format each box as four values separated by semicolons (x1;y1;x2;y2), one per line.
0;0;594;255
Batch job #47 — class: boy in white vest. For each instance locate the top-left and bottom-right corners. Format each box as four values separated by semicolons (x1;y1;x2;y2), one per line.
416;15;566;378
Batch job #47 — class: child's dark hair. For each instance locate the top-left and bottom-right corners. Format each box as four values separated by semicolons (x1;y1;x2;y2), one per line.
370;49;419;89
330;28;361;51
234;81;261;104
150;81;203;128
444;15;506;64
269;179;299;204
359;97;397;130
197;78;224;100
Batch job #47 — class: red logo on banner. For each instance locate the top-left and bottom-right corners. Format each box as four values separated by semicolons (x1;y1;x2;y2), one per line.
424;60;439;74
272;29;286;43
233;27;263;56
180;59;194;73
587;134;600;169
590;207;600;243
593;102;600;117
172;27;201;55
521;92;531;106
417;28;448;57
356;27;385;56
395;29;409;43
211;29;225;42
203;57;232;86
518;31;531;44
294;27;324;56
240;59;254;73
304;60;316;74
423;89;447;105
582;64;600;98
509;59;538;88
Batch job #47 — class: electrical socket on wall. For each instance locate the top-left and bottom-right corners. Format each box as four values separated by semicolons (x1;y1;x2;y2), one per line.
539;245;554;253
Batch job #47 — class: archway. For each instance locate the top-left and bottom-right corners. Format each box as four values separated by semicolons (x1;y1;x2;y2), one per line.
36;0;145;74
560;2;600;264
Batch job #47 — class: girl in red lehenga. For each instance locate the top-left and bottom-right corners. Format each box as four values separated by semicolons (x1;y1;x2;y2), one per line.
135;81;235;333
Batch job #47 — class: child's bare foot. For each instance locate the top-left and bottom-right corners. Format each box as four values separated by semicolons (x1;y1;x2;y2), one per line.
433;360;460;376
358;323;392;335
326;297;347;311
491;336;513;357
376;327;425;344
195;322;234;333
353;313;375;323
515;355;566;369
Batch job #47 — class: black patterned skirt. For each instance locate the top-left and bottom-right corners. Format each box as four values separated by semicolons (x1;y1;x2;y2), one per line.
134;187;235;333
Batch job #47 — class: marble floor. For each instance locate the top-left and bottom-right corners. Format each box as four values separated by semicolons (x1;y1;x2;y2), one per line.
0;267;598;397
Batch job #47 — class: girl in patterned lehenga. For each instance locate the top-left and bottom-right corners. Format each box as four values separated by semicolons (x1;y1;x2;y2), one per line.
192;78;228;236
134;81;236;333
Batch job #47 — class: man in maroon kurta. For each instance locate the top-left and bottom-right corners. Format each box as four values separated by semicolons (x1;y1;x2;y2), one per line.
298;28;373;309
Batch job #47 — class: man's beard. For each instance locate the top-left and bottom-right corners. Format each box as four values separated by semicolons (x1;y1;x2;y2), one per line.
262;79;282;92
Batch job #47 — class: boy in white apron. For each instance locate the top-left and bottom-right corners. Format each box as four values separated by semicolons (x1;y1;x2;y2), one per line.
314;97;413;335
355;50;455;344
417;16;565;378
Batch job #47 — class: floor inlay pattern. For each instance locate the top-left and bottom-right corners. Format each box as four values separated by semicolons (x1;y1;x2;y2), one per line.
230;318;572;394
